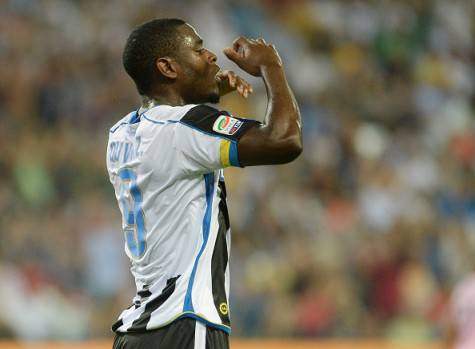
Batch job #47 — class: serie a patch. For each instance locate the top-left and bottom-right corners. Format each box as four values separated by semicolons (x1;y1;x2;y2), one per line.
212;115;243;135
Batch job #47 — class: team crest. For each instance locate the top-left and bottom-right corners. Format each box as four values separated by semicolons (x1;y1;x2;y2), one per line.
219;302;228;315
213;115;243;135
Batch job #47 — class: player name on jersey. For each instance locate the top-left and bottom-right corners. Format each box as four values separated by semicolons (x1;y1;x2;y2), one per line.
109;140;142;164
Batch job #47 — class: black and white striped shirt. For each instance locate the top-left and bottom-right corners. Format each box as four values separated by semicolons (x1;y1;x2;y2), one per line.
106;104;259;333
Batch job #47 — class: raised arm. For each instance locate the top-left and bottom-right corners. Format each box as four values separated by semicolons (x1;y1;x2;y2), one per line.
223;37;302;166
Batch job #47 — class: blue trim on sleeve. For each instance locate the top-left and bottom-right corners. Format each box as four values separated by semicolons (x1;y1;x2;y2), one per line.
141;115;180;125
141;115;166;125
109;122;128;133
110;117;178;131
183;173;215;312
229;141;241;167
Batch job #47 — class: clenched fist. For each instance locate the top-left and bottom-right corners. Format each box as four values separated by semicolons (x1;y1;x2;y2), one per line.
223;37;283;77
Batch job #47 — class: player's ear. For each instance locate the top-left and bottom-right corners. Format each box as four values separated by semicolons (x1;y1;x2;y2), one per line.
156;57;178;79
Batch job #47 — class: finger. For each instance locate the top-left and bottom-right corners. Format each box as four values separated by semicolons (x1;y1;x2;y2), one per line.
232;36;250;54
239;75;252;91
223;47;240;62
232;36;244;47
234;76;243;90
228;71;237;88
232;36;249;48
215;69;228;79
244;84;252;98
244;81;253;96
236;76;253;93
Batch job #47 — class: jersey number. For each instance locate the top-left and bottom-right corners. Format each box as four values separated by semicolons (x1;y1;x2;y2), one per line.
118;169;146;258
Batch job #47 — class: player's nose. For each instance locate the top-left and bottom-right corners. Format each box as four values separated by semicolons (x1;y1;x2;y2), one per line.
206;49;217;64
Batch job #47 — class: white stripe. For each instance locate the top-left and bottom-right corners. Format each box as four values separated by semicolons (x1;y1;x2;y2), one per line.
194;321;206;349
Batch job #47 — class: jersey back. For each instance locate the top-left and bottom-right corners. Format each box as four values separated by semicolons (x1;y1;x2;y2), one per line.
106;104;258;334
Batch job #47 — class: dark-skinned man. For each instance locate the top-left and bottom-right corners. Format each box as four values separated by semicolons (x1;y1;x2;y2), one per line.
107;18;302;349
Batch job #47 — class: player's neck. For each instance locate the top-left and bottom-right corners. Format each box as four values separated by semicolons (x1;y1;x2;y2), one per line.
142;91;185;108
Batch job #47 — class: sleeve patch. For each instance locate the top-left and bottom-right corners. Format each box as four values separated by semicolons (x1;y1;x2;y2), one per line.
213;115;243;135
180;104;261;142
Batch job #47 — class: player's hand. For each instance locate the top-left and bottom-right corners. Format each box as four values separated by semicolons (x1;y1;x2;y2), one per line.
223;37;282;77
216;70;253;98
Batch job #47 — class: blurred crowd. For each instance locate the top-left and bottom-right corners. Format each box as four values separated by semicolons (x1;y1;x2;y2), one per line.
1;0;474;342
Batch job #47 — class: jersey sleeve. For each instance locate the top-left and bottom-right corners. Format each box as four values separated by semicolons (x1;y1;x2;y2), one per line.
173;104;260;173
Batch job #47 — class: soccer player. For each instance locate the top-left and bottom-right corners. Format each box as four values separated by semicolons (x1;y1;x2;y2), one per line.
107;18;302;349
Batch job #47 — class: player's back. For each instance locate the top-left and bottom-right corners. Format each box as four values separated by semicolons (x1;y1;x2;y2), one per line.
106;103;255;333
107;105;198;287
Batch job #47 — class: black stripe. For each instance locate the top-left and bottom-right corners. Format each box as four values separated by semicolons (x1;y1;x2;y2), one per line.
127;275;181;332
211;196;230;326
180;105;260;142
218;180;230;230
113;318;197;349
206;320;230;348
137;287;152;298
134;287;152;309
111;318;124;332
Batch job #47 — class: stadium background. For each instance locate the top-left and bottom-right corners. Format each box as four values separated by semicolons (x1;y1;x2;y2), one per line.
1;0;474;347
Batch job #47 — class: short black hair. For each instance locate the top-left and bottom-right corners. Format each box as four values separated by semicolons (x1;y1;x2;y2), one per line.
123;18;186;95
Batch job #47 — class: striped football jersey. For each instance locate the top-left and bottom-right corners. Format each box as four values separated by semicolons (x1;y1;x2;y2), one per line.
106;104;259;334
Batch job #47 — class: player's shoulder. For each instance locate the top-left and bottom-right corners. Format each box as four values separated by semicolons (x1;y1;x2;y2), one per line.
109;111;135;135
179;104;260;140
109;104;199;133
140;103;247;128
140;104;198;124
142;103;237;138
109;104;259;141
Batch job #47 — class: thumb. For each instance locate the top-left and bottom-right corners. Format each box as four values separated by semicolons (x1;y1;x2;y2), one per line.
223;47;240;62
